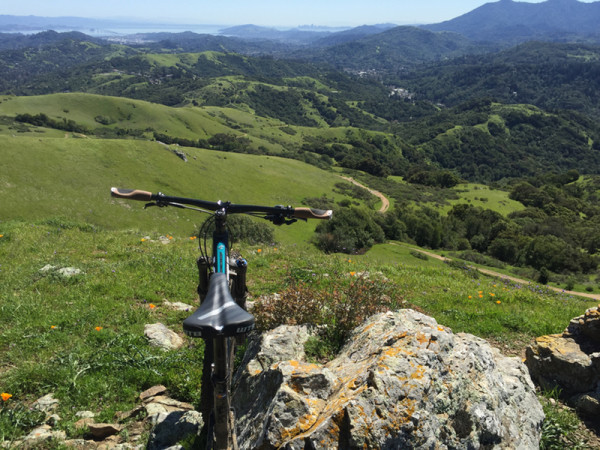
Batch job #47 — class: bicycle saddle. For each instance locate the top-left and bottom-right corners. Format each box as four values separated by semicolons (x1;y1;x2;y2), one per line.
183;273;255;338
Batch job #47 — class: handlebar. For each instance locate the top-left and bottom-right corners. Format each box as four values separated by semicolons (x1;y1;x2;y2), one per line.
110;187;333;221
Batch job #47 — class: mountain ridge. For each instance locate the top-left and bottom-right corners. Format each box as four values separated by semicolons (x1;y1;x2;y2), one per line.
422;0;600;43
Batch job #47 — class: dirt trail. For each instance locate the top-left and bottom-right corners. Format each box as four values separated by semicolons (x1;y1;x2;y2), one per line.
341;176;390;213
403;245;600;301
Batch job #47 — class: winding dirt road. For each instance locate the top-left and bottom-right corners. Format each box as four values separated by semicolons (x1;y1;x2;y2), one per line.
403;245;600;301
336;179;599;302
341;176;390;213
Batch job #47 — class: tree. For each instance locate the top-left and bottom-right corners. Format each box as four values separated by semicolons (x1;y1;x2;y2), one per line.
315;207;385;254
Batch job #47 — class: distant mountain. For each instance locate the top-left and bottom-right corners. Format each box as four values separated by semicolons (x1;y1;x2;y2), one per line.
114;31;287;54
299;26;485;72
218;24;332;44
422;0;600;44
0;30;105;50
311;24;397;47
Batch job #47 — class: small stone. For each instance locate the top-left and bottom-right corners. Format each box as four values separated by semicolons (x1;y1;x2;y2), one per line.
115;405;145;422
46;414;61;426
23;424;66;443
86;423;122;440
58;267;83;277
32;393;59;413
140;385;168;402
144;396;194;418
75;418;95;430
39;264;56;273
144;323;184;351
76;410;96;419
575;393;600;415
163;300;194;311
147;411;203;450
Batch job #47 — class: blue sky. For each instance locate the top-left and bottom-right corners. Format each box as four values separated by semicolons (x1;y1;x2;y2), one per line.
2;0;596;27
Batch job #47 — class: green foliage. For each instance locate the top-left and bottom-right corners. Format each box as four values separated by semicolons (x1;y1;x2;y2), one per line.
253;271;402;356
538;267;550;285
402;42;600;118
225;215;275;245
406;169;461;188
314;207;385;254
15;112;89;134
0;402;46;441
540;389;586;450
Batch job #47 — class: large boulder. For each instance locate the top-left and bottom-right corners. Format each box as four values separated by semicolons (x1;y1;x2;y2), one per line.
233;309;543;449
525;304;600;415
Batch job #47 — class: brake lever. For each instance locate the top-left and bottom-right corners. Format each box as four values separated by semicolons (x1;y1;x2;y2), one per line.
144;200;173;209
266;214;302;226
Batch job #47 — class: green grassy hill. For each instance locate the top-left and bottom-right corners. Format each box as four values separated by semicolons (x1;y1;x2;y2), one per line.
0;134;364;244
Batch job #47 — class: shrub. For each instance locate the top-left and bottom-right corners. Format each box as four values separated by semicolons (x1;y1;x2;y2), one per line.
226;215;274;245
314;207;385;254
253;273;402;357
410;250;429;261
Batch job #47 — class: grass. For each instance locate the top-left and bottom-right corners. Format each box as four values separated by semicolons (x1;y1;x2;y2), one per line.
0;134;368;243
1;218;597;445
445;182;525;216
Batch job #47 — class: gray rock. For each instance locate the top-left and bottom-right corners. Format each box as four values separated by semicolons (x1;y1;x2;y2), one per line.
147;410;203;450
39;265;83;277
526;304;600;415
32;393;59;414
144;323;184;350
140;385;168;402
163;300;194;311
22;424;66;444
234;310;544;449
86;423;122;440
144;395;194;420
58;267;83;277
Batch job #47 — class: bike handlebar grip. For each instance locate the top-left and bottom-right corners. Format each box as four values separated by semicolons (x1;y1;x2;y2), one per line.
110;187;153;201
293;207;333;220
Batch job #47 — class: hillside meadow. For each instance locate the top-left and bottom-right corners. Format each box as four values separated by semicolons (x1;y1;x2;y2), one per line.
0;133;371;244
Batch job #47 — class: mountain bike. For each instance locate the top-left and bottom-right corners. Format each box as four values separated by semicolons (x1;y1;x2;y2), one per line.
110;187;332;449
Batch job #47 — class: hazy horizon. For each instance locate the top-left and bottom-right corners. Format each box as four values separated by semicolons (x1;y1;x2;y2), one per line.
3;0;599;28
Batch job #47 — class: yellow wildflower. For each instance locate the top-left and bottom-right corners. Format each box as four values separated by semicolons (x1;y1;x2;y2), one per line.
496;300;501;305
1;393;12;401
95;326;103;331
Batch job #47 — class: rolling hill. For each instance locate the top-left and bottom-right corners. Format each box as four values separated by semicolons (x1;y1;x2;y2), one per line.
0;133;365;245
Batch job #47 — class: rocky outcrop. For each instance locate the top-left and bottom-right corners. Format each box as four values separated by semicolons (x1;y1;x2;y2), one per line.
233;309;544;449
525;304;600;415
